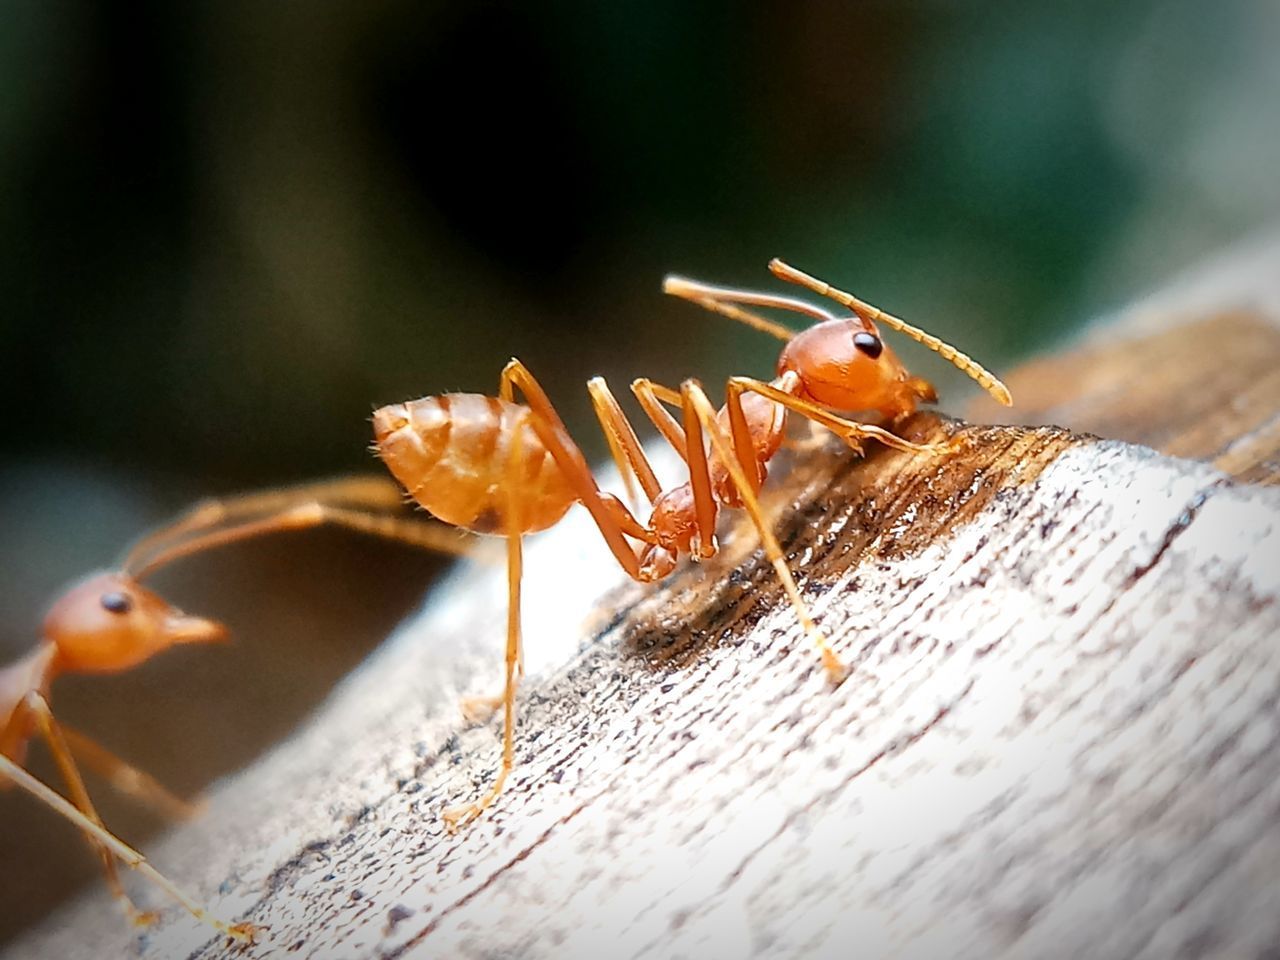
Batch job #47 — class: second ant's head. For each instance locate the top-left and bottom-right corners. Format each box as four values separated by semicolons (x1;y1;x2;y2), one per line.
42;572;228;675
777;318;937;420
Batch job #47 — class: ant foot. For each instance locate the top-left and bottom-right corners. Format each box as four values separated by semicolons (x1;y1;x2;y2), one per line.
127;909;161;928
442;802;481;834
821;650;849;685
838;435;866;457
226;921;262;944
460;695;502;725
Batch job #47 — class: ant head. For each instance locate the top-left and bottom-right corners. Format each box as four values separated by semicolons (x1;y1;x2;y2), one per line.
663;264;1006;417
778;319;937;419
42;572;227;675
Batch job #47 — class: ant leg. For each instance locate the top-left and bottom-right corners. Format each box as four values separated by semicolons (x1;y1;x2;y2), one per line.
586;377;662;507
129;501;481;579
122;475;409;572
499;360;653;579
632;376;764;492
443;411;528;831
631;378;689;461
25;695;153;927
675;384;720;561
681;381;849;684
60;724;202;821
20;695;254;940
727;377;953;456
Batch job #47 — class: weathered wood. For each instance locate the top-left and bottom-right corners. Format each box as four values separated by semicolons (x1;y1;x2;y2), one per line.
8;234;1280;960
969;228;1280;483
971;312;1280;483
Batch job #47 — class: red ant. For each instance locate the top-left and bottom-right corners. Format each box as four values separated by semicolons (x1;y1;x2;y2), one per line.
373;259;1011;829
0;476;472;940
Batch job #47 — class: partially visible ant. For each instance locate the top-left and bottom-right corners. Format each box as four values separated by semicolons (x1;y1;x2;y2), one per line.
0;476;472;941
373;258;1012;829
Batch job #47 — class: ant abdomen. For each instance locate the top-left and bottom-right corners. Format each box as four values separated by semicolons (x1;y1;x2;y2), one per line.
373;394;576;535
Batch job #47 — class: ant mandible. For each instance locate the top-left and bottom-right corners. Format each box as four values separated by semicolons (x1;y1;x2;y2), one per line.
373;259;1012;830
0;476;472;941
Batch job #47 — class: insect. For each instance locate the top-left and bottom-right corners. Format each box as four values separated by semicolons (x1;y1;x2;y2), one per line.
372;258;1011;829
0;476;471;940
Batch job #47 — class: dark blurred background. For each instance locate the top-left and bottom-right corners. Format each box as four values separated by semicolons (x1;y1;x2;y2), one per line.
2;0;1278;944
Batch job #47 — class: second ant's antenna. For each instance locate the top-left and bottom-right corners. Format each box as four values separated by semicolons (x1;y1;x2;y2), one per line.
769;259;1014;407
124;514;313;581
121;477;475;581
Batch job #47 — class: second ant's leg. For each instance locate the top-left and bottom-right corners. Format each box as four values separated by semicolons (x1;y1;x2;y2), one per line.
0;752;254;942
681;382;849;684
25;695;153;927
443;412;528;831
23;694;254;940
60;724;202;821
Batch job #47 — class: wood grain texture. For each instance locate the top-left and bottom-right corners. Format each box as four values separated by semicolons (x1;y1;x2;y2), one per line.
969;228;1280;485
7;234;1280;960
971;312;1280;484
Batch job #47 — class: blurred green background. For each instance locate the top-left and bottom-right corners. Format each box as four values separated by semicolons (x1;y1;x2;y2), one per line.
1;0;1278;943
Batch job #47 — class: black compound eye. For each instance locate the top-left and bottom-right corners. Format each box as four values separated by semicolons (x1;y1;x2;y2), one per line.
853;331;883;359
100;591;133;615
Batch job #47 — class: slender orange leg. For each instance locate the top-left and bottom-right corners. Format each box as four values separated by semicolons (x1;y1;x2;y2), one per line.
635;375;768;498
726;377;952;457
500;360;655;578
61;724;202;821
443;411;528;831
22;694;255;940
24;694;153;926
122;475;412;572
586;377;662;506
681;382;849;684
676;384;721;561
631;378;688;461
722;381;769;494
0;751;254;942
130;501;479;578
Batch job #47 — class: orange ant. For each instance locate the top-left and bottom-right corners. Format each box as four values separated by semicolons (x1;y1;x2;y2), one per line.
0;476;473;941
372;258;1011;829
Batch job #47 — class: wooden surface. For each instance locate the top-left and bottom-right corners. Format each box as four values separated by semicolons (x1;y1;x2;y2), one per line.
971;311;1280;484
7;234;1280;960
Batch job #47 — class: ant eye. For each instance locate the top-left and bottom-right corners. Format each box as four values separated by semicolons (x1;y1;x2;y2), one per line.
853;331;883;359
100;592;133;615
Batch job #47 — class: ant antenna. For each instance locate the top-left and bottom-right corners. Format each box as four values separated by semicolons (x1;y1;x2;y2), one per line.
124;515;305;581
124;507;476;581
120;478;476;581
769;259;1014;406
663;276;837;342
